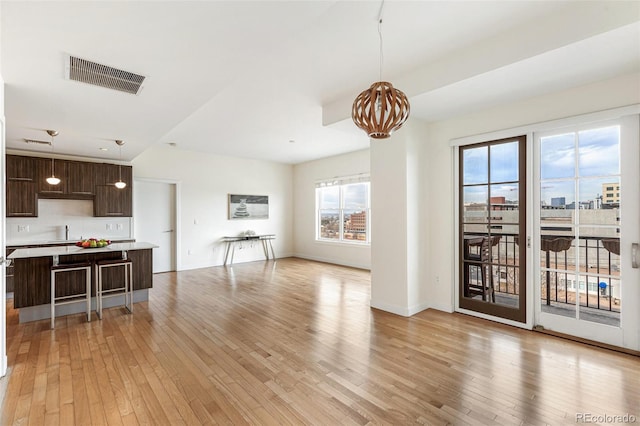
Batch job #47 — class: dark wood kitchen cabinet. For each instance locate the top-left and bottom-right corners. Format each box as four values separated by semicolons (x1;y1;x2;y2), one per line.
94;186;132;217
94;163;133;217
94;163;132;186
7;155;36;180
5;155;133;217
36;157;67;195
7;180;37;217
11;248;152;308
6;155;37;217
66;160;96;196
37;159;97;198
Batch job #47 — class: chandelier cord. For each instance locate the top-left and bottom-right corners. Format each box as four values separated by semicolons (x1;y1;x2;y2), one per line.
378;0;385;82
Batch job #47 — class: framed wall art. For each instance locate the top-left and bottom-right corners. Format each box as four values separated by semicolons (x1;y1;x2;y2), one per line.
228;194;269;220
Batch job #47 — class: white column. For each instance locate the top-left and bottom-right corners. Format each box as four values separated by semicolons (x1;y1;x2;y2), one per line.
370;120;429;316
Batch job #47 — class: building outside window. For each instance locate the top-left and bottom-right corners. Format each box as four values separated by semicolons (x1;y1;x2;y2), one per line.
316;175;370;243
601;182;621;205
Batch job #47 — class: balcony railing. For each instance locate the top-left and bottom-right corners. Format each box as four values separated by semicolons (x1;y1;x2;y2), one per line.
463;233;621;316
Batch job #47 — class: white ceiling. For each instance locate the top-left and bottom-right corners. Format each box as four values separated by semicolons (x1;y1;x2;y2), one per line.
2;1;639;164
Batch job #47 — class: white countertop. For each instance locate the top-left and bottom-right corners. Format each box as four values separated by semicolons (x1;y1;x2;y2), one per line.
7;242;158;259
7;239;135;248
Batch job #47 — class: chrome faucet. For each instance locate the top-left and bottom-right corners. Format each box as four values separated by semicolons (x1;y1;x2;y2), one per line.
65;225;70;240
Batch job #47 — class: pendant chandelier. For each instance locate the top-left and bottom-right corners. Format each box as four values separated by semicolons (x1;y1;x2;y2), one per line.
45;130;61;185
352;1;410;139
114;140;127;189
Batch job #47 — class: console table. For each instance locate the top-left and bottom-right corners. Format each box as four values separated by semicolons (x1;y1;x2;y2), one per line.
222;234;275;265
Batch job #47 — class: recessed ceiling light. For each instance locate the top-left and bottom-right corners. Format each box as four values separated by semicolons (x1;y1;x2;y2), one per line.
167;142;177;147
99;147;108;151
289;139;296;144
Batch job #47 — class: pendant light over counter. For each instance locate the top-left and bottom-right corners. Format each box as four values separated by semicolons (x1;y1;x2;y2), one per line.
352;0;410;139
115;140;127;189
45;130;61;185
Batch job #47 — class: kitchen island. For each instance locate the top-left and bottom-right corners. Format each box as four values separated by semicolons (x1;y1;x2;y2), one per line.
7;242;158;322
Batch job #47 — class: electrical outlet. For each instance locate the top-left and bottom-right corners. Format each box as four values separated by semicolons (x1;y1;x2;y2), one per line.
435;275;440;284
117;224;123;230
188;249;192;255
106;224;111;230
18;225;29;232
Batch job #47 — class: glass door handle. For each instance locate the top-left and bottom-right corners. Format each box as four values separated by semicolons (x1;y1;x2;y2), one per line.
633;243;639;269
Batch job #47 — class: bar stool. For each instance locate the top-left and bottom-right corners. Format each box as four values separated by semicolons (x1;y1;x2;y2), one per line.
95;258;133;319
50;262;92;329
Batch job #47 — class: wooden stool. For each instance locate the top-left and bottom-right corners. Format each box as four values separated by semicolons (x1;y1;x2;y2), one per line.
95;258;133;319
50;261;92;329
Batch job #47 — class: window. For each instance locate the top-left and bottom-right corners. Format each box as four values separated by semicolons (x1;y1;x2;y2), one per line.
316;176;370;243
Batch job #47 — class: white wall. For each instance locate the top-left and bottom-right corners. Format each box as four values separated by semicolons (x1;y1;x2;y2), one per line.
292;149;370;269
424;72;640;313
133;145;293;271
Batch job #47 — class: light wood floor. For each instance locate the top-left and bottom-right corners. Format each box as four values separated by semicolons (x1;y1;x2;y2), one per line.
1;257;638;425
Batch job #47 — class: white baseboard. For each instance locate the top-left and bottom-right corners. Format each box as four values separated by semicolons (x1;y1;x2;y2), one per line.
370;300;429;317
177;252;294;272
293;253;371;270
427;302;454;314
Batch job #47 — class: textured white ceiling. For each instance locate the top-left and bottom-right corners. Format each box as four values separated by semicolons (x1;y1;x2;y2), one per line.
2;1;638;164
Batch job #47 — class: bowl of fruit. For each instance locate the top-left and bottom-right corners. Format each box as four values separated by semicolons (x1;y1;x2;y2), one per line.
76;238;111;248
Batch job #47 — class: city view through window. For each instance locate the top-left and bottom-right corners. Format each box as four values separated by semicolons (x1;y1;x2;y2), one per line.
317;180;369;243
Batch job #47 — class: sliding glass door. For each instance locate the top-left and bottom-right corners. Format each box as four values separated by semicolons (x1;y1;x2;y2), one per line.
534;117;640;349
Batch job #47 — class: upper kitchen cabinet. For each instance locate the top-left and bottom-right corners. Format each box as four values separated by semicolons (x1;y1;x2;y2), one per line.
94;163;132;186
66;160;96;197
7;155;36;180
37;159;98;199
6;180;37;217
6;155;37;217
36;157;67;196
5;154;133;218
94;163;133;217
94;186;132;217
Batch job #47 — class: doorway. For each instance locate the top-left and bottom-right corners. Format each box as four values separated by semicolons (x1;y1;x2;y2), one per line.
458;136;527;323
134;180;178;273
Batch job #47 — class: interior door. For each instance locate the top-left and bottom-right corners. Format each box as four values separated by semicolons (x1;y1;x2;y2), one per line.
458;136;527;323
134;180;176;273
534;116;640;350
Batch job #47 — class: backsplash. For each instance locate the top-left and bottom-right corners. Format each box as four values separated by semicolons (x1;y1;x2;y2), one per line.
6;199;132;245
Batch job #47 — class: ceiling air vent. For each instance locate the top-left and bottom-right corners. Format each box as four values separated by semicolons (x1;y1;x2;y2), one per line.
23;138;52;146
66;55;145;95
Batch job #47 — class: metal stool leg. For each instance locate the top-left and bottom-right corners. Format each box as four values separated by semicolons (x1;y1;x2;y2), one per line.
86;266;91;322
51;269;55;329
127;262;133;313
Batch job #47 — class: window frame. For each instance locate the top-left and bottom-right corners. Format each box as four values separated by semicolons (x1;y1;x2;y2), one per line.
315;177;370;245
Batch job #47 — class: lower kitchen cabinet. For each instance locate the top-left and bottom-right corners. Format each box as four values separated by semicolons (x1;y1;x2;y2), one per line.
12;249;153;309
